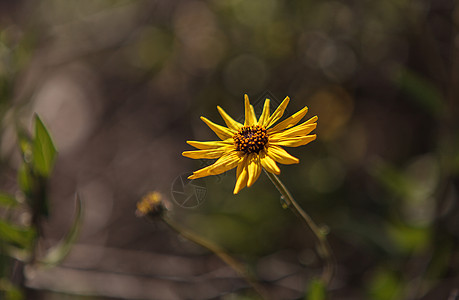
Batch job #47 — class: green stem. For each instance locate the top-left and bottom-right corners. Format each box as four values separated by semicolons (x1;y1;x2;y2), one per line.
264;170;334;286
162;216;271;300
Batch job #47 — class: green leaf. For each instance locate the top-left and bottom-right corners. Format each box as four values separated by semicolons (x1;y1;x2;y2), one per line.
41;194;83;266
0;193;18;207
0;279;24;300
2;244;30;262
16;126;32;163
32;115;57;177
18;161;50;218
0;220;35;249
306;278;327;300
17;164;33;197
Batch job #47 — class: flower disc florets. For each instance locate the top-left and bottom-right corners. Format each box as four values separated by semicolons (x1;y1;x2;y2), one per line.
233;125;268;154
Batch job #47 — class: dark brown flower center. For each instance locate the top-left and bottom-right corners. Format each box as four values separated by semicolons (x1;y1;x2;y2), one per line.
233;125;268;154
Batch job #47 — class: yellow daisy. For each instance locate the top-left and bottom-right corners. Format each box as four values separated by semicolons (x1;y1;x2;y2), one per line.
182;94;318;194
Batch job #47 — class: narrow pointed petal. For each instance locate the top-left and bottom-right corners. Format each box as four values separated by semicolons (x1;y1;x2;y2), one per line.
265;96;290;129
244;94;256;126
258;99;270;126
249;105;257;124
217;106;243;131
182;147;229;159
267;145;299;164
187;140;233;150
189;151;240;179
271;135;317;147
247;154;262;187
269;123;317;141
303;115;319;126
234;158;248;194
201;116;236;140
268;106;309;134
260;153;281;175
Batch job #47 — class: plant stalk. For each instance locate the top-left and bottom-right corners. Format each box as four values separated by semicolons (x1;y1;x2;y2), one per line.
264;170;334;286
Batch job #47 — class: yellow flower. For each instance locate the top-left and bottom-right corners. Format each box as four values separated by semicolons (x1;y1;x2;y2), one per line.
182;95;318;194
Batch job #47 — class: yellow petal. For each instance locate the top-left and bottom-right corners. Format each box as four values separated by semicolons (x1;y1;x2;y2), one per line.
270;135;316;147
187;140;233;150
267;145;299;164
201;116;236;140
268;106;309;134
234;157;248;194
260;153;280;175
189;151;240;179
303;115;319;126
244;94;257;126
269;123;317;141
265;96;290;128
247;154;262;187
217;106;243;131
250;105;257;123
182;147;229;159
258;99;270;126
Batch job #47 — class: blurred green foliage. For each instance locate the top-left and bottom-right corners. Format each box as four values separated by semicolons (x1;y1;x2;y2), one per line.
32;116;57;178
392;67;445;117
367;268;403;300
0;115;81;299
306;278;327;300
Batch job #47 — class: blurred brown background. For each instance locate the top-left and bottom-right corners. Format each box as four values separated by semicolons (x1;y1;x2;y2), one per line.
1;0;459;299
